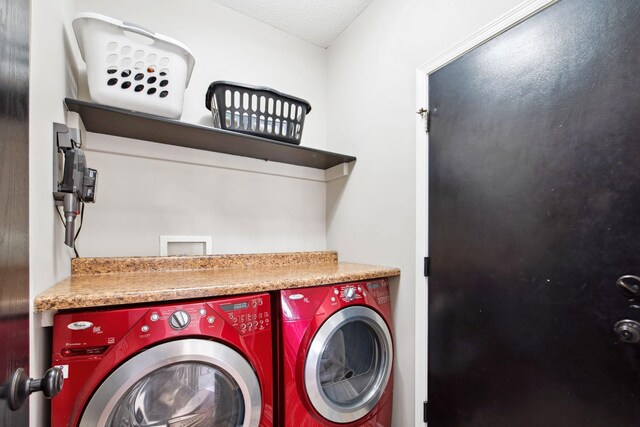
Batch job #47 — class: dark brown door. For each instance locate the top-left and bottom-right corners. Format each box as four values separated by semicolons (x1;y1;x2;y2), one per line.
0;0;30;425
428;0;640;425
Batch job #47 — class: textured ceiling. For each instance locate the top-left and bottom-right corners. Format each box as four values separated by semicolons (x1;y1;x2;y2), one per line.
209;0;373;48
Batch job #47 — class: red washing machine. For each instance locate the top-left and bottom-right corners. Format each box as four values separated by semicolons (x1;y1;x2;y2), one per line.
51;293;273;427
279;279;394;426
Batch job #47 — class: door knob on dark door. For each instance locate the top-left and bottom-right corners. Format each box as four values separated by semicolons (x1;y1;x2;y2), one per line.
614;320;640;344
616;275;640;298
0;367;63;411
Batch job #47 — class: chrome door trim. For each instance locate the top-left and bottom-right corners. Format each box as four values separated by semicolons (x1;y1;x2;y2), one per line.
79;338;261;427
304;305;393;423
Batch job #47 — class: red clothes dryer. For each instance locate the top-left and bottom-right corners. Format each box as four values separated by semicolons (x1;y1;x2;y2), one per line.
51;293;273;427
279;279;394;426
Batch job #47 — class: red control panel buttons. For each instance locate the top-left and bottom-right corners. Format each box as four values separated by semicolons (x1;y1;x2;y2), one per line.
213;296;270;335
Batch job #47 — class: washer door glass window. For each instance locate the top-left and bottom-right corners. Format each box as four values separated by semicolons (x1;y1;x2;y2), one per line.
79;339;262;427
108;362;244;426
305;306;393;424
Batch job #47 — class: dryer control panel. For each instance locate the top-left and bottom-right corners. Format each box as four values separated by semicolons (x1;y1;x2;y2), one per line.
333;284;365;303
332;280;390;305
281;279;391;321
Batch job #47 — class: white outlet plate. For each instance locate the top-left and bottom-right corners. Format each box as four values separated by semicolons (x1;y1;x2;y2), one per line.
160;235;213;256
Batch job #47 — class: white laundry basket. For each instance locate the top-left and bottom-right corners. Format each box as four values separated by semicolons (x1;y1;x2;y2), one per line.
73;13;195;119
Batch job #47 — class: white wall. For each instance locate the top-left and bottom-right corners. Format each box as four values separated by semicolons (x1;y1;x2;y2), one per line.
325;0;525;425
80;133;326;257
65;0;329;257
29;0;79;424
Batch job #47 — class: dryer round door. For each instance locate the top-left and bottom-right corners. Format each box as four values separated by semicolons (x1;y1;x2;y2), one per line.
304;305;393;423
79;339;262;427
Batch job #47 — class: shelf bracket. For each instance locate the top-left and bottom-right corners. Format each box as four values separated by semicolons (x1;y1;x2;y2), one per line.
325;162;352;182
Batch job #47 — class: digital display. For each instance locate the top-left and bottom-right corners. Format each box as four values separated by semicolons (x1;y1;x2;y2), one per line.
367;282;380;290
220;302;249;312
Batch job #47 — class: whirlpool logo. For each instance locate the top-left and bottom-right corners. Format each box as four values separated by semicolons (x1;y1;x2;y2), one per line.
67;321;93;330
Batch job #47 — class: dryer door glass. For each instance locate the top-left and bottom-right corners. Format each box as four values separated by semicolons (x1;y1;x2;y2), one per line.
320;321;379;404
108;362;244;426
305;306;393;424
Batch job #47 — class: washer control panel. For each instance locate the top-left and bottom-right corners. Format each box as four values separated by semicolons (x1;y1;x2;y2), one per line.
137;295;271;337
217;296;271;335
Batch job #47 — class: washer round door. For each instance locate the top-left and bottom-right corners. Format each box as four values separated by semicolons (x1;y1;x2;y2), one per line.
304;305;393;423
79;339;262;427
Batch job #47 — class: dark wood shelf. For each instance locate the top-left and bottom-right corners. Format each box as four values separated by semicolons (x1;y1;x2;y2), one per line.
65;98;356;170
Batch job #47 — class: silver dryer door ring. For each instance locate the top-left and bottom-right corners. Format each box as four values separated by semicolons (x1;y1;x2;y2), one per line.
304;305;393;423
79;338;262;427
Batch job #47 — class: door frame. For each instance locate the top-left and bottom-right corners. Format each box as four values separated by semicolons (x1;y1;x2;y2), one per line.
413;0;557;422
0;0;30;424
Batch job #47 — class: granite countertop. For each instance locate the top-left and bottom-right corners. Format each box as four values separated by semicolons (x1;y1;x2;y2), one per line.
34;251;400;312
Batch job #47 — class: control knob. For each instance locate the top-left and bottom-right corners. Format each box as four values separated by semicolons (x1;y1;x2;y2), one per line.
342;286;356;302
169;310;190;330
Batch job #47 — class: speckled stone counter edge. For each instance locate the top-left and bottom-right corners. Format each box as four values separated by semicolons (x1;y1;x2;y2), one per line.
34;264;401;312
72;251;339;275
36;252;400;312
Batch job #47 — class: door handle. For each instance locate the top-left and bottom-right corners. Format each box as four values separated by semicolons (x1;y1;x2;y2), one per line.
616;275;640;298
0;367;63;411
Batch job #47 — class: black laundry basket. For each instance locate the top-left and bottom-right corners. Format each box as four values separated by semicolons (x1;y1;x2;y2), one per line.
205;81;312;145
